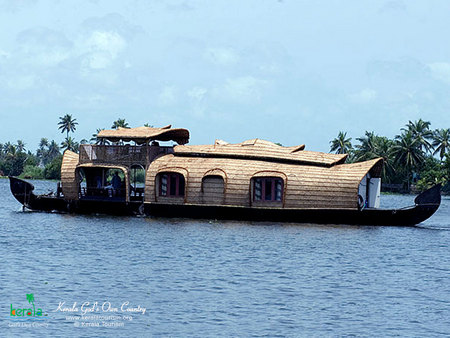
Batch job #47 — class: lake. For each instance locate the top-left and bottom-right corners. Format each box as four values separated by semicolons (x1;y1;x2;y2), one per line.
1;178;449;336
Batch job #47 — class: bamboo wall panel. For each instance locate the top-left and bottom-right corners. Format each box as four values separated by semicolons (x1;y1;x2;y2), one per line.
145;155;382;210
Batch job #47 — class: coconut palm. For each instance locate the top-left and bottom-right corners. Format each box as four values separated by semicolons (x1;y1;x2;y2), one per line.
60;137;79;152
432;128;450;161
111;118;129;129
330;131;352;154
392;131;425;190
3;142;16;156
47;140;61;162
373;136;395;183
354;131;378;161
16;140;26;153
58;114;78;138
90;128;104;144
402;119;433;153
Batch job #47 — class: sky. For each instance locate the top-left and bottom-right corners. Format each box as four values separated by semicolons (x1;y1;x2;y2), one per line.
0;0;449;153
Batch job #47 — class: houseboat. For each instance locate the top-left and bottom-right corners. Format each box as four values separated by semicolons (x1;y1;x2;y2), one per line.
9;125;441;226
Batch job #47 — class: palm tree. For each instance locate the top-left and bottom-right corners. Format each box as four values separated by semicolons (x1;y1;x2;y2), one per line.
432;128;450;161
4;142;16;156
111;118;129;129
402;119;433;153
354;131;378;161
392;131;425;190
372;136;395;183
16;140;26;153
90;128;103;144
330;131;352;154
61;137;79;152
144;123;154;128
47;140;61;162
58;114;78;138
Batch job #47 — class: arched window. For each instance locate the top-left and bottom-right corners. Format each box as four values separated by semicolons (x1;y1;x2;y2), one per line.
253;177;283;202
158;172;185;197
201;175;225;204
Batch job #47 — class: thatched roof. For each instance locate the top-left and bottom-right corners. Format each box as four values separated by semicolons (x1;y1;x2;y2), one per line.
145;154;383;209
174;139;347;166
98;125;190;145
61;150;79;200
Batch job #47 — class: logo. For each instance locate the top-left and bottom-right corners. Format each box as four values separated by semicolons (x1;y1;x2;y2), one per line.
10;294;43;317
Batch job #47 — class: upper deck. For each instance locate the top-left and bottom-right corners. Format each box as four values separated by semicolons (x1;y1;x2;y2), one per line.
79;144;173;166
78;125;189;167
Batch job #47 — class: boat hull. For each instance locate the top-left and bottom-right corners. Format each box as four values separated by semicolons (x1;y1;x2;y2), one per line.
9;176;441;226
144;203;439;226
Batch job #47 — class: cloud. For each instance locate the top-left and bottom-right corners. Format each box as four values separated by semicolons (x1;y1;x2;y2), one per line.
6;75;36;90
378;0;407;14
0;49;10;59
348;88;377;103
158;86;177;106
428;62;450;84
0;0;37;13
81;13;143;40
204;48;239;66
165;0;195;11
15;27;72;67
187;87;207;101
81;31;126;70
217;76;268;103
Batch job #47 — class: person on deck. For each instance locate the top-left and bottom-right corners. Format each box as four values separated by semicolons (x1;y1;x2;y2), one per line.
111;171;122;196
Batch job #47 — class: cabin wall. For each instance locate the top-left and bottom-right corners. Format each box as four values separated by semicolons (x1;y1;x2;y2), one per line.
358;174;381;208
145;155;381;210
369;178;381;208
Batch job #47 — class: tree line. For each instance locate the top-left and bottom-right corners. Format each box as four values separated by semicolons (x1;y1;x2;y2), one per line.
0;115;132;179
330;119;450;193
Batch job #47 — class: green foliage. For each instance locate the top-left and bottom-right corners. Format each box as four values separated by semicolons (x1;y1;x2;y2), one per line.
60;137;79;153
130;169;145;183
24;153;39;167
330;131;352;154
20;165;44;179
0;152;27;176
111;118;130;129
58;114;78;138
335;120;450;193
44;155;63;180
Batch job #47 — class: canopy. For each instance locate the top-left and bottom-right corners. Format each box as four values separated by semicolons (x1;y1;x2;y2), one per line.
98;125;190;145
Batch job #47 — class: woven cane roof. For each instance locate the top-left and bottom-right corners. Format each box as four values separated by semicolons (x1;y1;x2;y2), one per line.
174;139;346;166
145;154;383;209
98;125;190;145
61;150;79;200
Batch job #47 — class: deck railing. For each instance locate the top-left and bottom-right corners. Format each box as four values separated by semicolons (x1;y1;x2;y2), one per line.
79;144;173;166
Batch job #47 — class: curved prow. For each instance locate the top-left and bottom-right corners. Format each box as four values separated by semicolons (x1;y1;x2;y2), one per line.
8;176;35;207
414;184;441;206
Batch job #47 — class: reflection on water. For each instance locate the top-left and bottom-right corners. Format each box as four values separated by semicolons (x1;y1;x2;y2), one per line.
1;179;449;336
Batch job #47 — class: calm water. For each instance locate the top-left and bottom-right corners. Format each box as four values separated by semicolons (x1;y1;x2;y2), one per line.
0;178;449;337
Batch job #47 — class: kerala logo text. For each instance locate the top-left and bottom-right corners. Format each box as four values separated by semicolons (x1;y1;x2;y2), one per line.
10;294;43;317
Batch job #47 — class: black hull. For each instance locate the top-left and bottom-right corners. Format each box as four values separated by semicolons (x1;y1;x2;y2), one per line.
9;177;441;226
144;202;439;226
